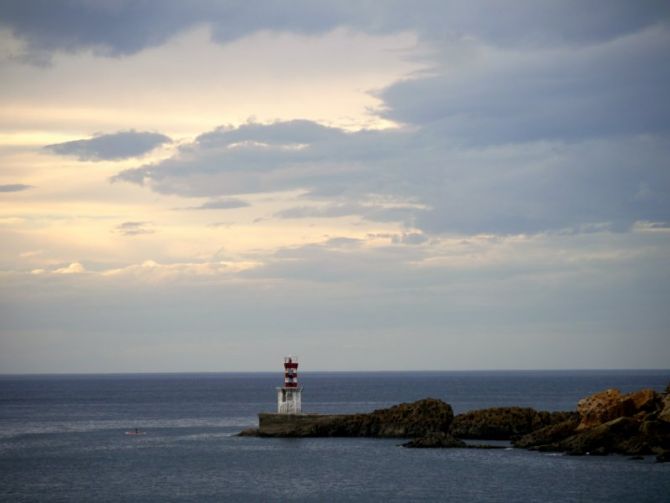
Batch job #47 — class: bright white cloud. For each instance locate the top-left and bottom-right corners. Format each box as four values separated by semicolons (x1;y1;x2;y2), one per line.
53;262;85;274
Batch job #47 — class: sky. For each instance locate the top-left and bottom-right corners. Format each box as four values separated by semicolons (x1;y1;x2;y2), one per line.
0;1;669;373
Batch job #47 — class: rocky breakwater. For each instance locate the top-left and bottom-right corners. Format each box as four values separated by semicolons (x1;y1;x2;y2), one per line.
514;385;670;461
238;398;566;449
239;384;670;460
240;398;460;443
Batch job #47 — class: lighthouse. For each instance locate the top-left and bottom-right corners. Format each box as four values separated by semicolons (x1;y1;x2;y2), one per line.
277;355;302;414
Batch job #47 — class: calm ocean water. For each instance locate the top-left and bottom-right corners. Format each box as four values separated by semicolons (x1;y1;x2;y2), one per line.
1;370;669;502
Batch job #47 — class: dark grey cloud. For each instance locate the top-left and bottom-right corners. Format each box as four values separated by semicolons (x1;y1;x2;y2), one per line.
102;3;670;238
45;130;171;161
112;120;407;194
2;1;667;59
38;1;656;236
0;184;32;192
0;1;347;60
0;0;200;57
379;26;670;143
114;119;670;236
115;221;154;236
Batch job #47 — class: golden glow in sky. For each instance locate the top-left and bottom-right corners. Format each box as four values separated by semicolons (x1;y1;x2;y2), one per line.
1;26;423;277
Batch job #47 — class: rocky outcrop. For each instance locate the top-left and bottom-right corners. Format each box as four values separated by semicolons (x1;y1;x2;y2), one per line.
576;388;660;431
576;388;628;431
658;391;670;424
516;385;670;460
513;417;580;449
252;398;455;438
558;417;641;455
628;388;659;412
450;407;576;440
240;384;670;460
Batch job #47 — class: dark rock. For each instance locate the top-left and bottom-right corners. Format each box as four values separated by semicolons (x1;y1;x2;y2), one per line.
257;398;454;438
513;417;579;449
655;449;670;463
402;432;466;448
556;417;641;455
616;435;654;456
451;407;575;440
639;420;670;449
237;428;260;436
368;397;455;437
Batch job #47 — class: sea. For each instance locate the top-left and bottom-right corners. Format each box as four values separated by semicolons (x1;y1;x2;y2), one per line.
1;370;669;502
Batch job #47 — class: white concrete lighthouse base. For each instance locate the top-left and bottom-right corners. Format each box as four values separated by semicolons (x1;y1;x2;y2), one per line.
277;387;302;414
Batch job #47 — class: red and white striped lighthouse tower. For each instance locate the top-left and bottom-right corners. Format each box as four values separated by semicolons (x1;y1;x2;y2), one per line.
277;355;302;414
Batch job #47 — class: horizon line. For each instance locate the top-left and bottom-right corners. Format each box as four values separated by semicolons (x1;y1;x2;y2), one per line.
1;368;669;377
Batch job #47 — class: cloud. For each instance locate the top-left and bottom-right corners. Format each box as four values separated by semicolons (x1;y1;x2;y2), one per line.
19;250;43;258
100;11;669;237
115;221;154;236
240;227;670;293
195;119;345;148
274;202;417;224
2;1;667;59
188;198;250;210
2;228;669;371
53;262;85;274
44;130;171;161
113;118;670;236
0;183;32;192
392;232;428;245
379;25;670;143
323;237;363;248
2;1;670;373
111;119;404;195
100;258;260;279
